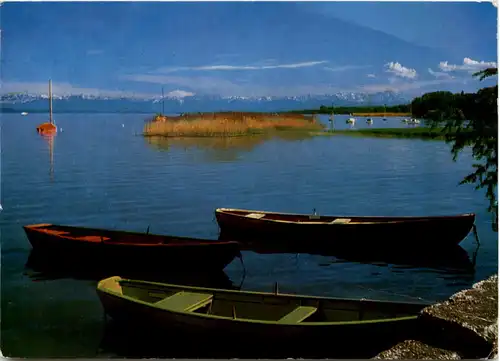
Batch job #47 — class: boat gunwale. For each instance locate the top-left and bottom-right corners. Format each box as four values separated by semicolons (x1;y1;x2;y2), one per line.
23;223;240;247
97;276;427;327
215;208;476;226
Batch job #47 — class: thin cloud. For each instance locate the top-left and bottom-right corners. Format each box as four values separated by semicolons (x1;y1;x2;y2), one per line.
122;74;242;95
157;60;328;73
359;77;460;93
439;57;497;73
385;61;417;79
323;65;371;72
428;68;453;79
367;73;376;78
165;90;195;98
122;73;344;97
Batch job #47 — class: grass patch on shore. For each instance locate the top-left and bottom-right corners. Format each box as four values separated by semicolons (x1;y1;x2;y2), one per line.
323;127;463;140
144;112;324;137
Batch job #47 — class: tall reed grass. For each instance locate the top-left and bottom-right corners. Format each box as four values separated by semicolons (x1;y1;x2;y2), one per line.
144;112;324;137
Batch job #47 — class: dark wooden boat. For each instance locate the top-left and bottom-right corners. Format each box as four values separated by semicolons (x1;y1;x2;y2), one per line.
97;276;429;356
215;208;476;248
23;223;241;272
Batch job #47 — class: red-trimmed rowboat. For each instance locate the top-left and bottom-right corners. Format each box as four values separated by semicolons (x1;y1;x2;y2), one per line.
23;223;241;272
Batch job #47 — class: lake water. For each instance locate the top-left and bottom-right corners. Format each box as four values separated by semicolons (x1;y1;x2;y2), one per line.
1;113;497;357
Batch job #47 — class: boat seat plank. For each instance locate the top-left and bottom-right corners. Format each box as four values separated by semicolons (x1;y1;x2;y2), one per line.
155;291;213;312
330;218;351;224
277;306;317;324
245;213;266;219
47;230;70;236
79;235;111;242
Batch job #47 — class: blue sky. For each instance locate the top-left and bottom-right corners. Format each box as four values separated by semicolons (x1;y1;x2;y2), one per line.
1;1;497;98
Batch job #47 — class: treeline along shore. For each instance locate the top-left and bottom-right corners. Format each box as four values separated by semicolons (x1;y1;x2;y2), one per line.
143;111;324;137
286;104;412;116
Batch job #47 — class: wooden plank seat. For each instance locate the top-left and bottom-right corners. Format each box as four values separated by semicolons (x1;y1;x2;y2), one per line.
46;230;70;236
245;213;266;219
330;218;351;224
79;235;111;242
155;291;213;312
277;306;317;324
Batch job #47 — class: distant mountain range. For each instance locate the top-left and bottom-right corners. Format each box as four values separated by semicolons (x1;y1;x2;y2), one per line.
0;91;410;114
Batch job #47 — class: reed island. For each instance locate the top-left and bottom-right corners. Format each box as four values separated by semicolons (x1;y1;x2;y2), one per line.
143;112;325;137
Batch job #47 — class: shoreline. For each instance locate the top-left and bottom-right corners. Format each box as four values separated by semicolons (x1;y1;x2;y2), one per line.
143;125;465;141
322;127;451;140
375;274;498;360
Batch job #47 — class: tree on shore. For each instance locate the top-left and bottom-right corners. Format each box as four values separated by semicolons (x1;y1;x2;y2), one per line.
412;68;498;231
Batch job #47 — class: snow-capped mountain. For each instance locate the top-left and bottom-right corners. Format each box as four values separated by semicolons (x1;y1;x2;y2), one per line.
0;91;409;113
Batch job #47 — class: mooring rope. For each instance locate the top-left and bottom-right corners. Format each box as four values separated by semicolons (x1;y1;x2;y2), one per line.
238;252;246;273
237;253;247;290
472;223;481;246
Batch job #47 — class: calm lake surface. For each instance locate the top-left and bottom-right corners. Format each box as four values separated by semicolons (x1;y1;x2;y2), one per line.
1;113;498;357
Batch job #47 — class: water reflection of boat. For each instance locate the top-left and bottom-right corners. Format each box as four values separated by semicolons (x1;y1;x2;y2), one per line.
220;233;477;274
40;133;55;181
24;249;237;290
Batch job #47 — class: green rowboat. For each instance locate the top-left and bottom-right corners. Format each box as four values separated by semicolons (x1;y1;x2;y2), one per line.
97;276;429;356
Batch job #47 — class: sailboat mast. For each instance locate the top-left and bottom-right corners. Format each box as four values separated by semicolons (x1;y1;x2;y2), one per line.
49;79;53;124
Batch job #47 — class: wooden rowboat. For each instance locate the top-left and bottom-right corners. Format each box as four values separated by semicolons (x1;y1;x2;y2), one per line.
97;276;429;357
215;208;476;249
23;223;241;272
